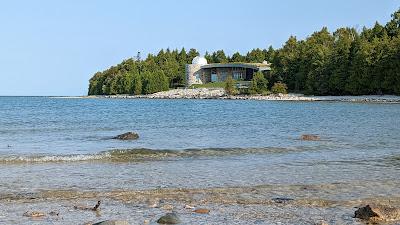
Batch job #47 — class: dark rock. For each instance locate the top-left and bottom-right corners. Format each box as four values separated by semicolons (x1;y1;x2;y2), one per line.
92;220;130;225
112;132;139;140
355;204;400;221
301;134;320;141
157;213;181;224
271;197;294;204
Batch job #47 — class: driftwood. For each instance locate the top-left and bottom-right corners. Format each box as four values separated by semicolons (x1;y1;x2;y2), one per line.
74;200;101;211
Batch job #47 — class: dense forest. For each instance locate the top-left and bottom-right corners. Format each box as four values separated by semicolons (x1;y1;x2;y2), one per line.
89;9;400;96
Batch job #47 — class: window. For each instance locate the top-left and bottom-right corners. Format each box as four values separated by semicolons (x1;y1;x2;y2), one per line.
233;72;243;80
211;74;218;82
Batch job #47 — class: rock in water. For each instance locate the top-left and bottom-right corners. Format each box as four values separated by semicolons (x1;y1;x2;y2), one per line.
355;204;400;221
301;134;320;141
193;208;210;214
92;220;130;225
157;213;181;224
113;132;139;140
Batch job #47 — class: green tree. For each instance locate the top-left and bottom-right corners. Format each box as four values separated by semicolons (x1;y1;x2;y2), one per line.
249;71;269;94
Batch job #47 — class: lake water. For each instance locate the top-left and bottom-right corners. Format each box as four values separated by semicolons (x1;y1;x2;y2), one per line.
0;97;399;224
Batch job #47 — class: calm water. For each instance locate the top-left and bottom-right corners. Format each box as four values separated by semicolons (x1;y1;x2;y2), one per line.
0;97;400;224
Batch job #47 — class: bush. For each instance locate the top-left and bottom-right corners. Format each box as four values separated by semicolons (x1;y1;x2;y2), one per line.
224;76;238;95
271;82;288;94
249;71;269;94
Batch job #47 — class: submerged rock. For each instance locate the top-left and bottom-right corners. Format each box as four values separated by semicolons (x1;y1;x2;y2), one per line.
271;197;294;204
193;208;210;214
92;220;130;225
112;132;139;140
23;211;45;218
354;204;400;221
301;134;320;141
157;213;181;224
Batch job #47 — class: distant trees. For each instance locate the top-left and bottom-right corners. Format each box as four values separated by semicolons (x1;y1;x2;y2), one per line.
89;9;400;96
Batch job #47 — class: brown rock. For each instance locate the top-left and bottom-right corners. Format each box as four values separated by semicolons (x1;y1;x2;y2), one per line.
113;132;139;140
301;134;320;141
355;204;400;221
193;208;210;214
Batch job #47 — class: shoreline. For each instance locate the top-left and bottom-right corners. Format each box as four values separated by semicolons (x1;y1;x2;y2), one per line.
58;88;400;103
3;183;400;224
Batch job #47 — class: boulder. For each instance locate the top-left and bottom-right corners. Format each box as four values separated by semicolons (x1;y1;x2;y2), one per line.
301;134;320;141
355;204;400;222
92;220;130;225
157;213;181;224
112;132;139;140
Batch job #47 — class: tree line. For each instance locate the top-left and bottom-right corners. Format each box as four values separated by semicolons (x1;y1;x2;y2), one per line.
89;9;400;96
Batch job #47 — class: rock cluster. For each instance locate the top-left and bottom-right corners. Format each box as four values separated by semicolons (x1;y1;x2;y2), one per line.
355;204;400;222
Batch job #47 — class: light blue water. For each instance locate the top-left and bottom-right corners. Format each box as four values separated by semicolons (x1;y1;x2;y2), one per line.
1;97;400;224
1;97;399;157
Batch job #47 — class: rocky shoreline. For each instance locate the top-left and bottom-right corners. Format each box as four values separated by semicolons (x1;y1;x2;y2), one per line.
82;88;400;103
4;184;400;225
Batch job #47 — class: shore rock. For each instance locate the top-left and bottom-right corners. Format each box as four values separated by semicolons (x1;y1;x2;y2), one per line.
112;132;139;140
301;134;320;141
23;211;45;218
157;213;181;224
272;197;294;204
92;220;130;225
355;204;400;221
193;208;210;214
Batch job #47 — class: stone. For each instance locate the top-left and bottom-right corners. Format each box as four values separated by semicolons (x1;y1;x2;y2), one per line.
271;197;294;204
92;220;130;225
355;204;400;221
161;204;174;210
193;208;210;214
157;213;181;224
301;134;320;141
23;211;45;218
112;132;139;140
314;220;329;225
184;205;195;209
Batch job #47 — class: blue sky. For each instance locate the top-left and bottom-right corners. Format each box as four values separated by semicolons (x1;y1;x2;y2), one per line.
0;0;398;96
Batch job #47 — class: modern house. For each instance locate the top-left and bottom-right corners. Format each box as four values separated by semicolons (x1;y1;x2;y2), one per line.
186;56;271;86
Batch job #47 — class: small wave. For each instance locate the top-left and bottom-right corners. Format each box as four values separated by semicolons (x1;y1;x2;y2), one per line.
0;147;297;163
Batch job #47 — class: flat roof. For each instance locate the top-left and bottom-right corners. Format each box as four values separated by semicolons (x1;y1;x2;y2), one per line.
200;63;271;71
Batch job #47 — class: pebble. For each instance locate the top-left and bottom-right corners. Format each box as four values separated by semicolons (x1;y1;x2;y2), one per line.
92;220;130;225
193;208;210;214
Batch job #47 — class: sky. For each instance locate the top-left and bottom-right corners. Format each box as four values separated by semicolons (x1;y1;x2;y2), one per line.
0;0;398;96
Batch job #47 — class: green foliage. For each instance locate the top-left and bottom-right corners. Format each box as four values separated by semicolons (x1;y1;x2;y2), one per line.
88;8;400;96
224;76;238;95
191;82;226;89
249;72;269;94
271;82;288;94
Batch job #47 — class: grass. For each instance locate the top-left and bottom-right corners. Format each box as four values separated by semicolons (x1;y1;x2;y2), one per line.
190;82;226;89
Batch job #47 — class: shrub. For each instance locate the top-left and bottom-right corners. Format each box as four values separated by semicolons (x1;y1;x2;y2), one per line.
271;82;288;94
224;76;238;95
